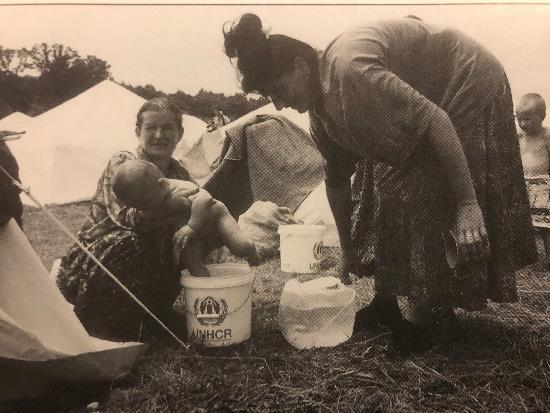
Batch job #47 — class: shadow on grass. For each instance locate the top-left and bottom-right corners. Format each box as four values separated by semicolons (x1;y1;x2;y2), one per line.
0;382;112;413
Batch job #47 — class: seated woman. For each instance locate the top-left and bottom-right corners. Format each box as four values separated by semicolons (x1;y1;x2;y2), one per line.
57;97;201;342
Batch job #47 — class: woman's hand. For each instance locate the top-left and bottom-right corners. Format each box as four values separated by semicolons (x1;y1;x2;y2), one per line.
273;207;303;224
158;178;199;215
454;201;490;264
159;178;199;198
340;267;354;286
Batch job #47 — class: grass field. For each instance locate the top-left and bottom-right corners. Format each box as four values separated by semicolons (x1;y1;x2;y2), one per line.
5;202;550;412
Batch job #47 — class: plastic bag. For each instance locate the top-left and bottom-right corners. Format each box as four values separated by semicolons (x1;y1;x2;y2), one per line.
278;276;356;349
238;201;300;260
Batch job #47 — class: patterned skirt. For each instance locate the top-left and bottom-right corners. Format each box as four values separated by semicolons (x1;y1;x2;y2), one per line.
57;229;181;341
350;82;537;311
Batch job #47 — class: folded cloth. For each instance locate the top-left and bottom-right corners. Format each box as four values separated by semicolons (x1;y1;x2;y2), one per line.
238;201;300;259
224;114;325;213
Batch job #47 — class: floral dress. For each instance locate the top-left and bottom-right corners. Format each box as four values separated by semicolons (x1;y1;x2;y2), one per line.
57;147;192;341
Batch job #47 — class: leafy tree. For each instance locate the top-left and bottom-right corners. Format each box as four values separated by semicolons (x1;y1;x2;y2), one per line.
0;47;31;75
0;47;16;74
0;76;36;114
24;43;78;73
119;81;268;122
1;42;266;121
20;43;112;113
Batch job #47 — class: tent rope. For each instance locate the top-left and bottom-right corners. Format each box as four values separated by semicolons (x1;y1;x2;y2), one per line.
0;163;189;350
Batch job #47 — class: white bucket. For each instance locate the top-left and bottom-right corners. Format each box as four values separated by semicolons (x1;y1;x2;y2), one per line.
278;224;325;273
180;264;255;347
279;277;357;349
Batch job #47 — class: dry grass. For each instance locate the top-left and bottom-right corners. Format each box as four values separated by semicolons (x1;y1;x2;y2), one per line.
3;203;550;413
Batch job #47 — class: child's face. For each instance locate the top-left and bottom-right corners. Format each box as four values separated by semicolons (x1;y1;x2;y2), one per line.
516;111;543;135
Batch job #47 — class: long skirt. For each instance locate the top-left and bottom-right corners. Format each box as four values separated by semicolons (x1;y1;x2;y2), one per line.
350;82;537;311
57;229;181;341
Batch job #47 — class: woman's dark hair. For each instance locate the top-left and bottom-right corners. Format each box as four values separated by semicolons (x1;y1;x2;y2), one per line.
136;97;183;132
223;13;318;94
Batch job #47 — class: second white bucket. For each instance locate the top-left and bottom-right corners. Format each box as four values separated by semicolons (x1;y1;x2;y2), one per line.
278;224;325;273
181;264;255;347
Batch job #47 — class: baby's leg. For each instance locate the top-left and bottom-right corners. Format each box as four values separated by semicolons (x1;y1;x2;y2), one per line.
210;202;260;265
180;237;211;277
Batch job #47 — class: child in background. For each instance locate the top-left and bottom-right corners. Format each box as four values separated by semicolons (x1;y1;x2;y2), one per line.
112;159;261;276
516;93;550;260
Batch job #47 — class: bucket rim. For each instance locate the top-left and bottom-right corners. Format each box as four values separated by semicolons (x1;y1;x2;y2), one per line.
181;263;255;289
278;224;326;235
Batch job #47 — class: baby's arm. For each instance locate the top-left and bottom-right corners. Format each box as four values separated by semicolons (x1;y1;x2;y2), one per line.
186;189;217;232
172;189;216;250
161;178;198;217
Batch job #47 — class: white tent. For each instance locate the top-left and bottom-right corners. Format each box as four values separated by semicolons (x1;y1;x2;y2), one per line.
6;81;143;205
0;219;145;400
0;111;32;132
174;114;208;160
181;103;310;183
5;81;206;205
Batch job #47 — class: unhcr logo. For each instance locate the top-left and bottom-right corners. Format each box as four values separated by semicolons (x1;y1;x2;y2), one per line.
193;296;228;326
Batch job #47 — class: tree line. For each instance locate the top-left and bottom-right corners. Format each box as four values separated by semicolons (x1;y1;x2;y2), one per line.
0;44;268;122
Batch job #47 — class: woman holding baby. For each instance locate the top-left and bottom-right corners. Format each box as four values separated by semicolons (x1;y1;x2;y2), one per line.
57;98;207;341
222;14;537;343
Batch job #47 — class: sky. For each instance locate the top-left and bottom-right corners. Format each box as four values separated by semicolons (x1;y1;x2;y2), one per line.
1;3;550;104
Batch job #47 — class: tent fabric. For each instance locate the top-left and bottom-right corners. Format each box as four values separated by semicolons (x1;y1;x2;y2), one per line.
180;103;310;186
224;115;325;212
4;81;206;205
223;102;310;134
6;81;143;205
173;114;209;161
0;219;145;400
0;112;32;132
180;128;227;185
183;104;339;247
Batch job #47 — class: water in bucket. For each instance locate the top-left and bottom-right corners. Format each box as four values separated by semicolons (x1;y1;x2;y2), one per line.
180;264;255;347
278;224;325;273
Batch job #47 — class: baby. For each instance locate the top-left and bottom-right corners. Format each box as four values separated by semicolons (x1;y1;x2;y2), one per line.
516;93;550;259
112;159;261;276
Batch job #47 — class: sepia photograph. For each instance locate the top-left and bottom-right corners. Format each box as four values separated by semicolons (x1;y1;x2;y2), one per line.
1;1;549;411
